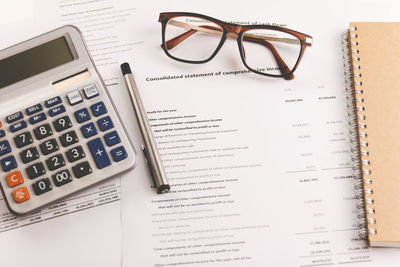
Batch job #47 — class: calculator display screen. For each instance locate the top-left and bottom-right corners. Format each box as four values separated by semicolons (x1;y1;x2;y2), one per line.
0;37;74;89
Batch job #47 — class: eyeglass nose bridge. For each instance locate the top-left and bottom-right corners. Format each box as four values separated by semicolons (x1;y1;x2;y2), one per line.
223;25;242;39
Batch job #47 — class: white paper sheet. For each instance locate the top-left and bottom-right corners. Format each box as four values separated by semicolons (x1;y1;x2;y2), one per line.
119;0;400;266
0;1;145;266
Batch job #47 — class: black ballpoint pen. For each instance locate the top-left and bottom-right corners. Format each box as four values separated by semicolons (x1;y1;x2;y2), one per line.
120;62;170;194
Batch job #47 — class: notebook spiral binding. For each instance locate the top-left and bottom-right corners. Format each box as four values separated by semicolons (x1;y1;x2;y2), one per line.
341;27;377;239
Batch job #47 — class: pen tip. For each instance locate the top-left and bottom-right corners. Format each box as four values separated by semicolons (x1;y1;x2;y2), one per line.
121;62;132;75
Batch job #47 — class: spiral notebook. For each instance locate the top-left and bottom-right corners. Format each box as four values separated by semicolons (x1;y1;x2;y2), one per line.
342;22;400;247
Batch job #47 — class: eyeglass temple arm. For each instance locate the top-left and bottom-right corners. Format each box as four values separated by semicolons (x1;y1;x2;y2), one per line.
163;20;294;79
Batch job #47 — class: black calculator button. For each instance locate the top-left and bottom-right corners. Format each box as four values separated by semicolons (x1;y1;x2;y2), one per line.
73;161;92;178
40;139;59;155
0;129;5;138
20;147;40;164
53;116;72;132
32;178;52;195
52;169;72;187
26;162;46;179
34;124;53;140
66;146;86;163
14;132;33;148
46;154;66;171
60;131;79;147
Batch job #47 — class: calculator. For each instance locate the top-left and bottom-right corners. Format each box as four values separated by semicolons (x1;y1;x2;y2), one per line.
0;26;136;215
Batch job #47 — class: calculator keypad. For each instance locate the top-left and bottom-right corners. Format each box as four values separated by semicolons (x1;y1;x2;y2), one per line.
0;83;131;213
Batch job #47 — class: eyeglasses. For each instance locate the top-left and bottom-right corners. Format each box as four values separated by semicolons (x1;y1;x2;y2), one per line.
158;12;313;80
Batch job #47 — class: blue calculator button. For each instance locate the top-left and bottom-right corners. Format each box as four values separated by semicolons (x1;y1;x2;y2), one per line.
88;138;111;169
29;112;47;125
81;122;98;138
26;104;43;115
0;140;11;156
49;105;66;117
6;111;23;124
97;116;114;132
0;130;5;138
45;96;62;108
91;101;108;117
111;146;127;162
1;155;17;172
10;120;27;133
75;108;91;123
104;131;121;146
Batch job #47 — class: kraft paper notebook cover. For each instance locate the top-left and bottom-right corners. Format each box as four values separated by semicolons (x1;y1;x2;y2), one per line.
342;22;400;247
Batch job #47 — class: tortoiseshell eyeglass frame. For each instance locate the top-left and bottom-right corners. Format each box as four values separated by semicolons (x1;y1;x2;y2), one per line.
158;12;313;80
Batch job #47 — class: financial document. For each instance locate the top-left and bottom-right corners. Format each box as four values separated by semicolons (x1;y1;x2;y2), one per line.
119;0;400;266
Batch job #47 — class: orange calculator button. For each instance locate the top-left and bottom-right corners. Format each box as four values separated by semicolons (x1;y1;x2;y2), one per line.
12;187;30;203
6;170;24;187
0;121;2;128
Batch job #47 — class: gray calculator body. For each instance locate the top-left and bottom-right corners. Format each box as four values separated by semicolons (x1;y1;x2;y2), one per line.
0;25;136;215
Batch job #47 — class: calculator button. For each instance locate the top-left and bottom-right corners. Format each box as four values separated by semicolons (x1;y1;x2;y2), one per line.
26;162;46;179
40;139;59;155
6;111;23;124
20;147;40;164
111;146;128;162
81;122;97;138
34;124;53;140
53;116;72;132
45;96;62;108
66;145;86;163
88;138;111;169
74;108;91;123
0;130;5;138
67;90;83;106
6;170;24;188
60;131;79;147
0;140;11;156
72;161;93;178
10;120;27;133
32;178;52;195
12;187;30;203
97;116;114;132
104;131;121;146
14;132;33;148
46;154;66;171
83;84;99;99
49;105;66;117
91;101;107;117
1;156;17;172
26;104;43;116
52;169;72;187
29;112;47;125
